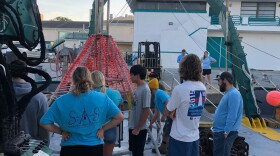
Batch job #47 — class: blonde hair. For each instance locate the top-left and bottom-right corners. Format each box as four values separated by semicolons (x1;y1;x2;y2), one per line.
72;67;93;96
91;70;106;93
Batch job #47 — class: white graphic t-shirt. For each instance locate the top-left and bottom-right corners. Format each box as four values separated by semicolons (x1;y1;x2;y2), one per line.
167;81;206;142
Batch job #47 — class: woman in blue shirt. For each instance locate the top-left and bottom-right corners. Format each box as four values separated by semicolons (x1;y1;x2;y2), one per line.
201;51;216;88
91;70;123;156
40;67;123;156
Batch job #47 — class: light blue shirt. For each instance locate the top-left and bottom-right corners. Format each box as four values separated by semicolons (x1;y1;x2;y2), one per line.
213;88;243;134
40;91;120;146
154;89;170;114
94;88;123;122
177;54;186;63
94;88;123;106
201;56;216;69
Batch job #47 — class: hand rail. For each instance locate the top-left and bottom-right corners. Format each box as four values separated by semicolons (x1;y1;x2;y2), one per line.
248;16;280;26
211;15;241;25
163;69;180;90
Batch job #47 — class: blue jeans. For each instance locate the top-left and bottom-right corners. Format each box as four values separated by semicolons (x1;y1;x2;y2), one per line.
213;131;238;156
168;137;199;156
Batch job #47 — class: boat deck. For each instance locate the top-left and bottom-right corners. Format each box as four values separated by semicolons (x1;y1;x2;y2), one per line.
38;65;280;156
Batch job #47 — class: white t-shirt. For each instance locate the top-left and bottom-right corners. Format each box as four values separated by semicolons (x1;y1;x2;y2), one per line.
167;81;206;142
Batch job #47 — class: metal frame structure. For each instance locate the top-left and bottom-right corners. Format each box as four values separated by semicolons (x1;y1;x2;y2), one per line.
138;41;162;79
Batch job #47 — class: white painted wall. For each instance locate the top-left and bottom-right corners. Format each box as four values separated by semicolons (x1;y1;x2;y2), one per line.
207;1;280;70
208;31;280;70
240;32;280;71
275;2;280;17
229;1;241;16
134;12;210;68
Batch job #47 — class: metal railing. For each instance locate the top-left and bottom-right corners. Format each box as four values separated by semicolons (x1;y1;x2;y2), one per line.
211;15;242;26
248;16;280;26
211;15;219;25
231;15;242;25
140;58;161;69
161;70;222;110
211;15;280;26
162;69;180;91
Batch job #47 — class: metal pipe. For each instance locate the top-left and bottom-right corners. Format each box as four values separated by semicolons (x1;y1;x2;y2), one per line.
206;98;217;108
161;81;171;90
225;0;229;71
106;0;110;35
205;82;224;95
100;0;104;34
163;69;180;89
94;0;99;34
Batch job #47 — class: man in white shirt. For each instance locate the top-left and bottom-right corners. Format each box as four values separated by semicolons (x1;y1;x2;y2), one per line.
165;54;206;156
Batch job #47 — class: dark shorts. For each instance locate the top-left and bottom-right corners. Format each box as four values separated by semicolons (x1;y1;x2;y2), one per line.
163;117;173;137
60;144;103;156
104;127;117;144
168;137;199;156
203;69;211;75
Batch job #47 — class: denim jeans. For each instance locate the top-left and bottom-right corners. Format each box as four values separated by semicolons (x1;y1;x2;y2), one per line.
213;131;238;156
104;126;117;144
168;137;199;156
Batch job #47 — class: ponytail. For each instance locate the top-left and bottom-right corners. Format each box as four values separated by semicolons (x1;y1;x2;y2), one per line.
72;80;92;96
91;70;106;93
72;67;93;96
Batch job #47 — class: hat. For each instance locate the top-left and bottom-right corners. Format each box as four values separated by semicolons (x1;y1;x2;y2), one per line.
148;78;159;89
213;71;233;84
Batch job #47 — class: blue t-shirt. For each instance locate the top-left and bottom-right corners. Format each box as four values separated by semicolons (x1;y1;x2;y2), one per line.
40;91;120;146
177;54;186;63
201;56;216;69
213;88;243;134
94;88;123;106
154;89;170;114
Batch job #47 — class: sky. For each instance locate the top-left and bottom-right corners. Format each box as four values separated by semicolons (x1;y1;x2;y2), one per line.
37;0;132;21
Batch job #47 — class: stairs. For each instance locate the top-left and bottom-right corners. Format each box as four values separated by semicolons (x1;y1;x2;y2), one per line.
207;0;259;118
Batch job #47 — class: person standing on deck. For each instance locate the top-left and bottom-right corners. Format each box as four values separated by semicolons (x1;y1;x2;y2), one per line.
91;70;123;156
212;72;243;156
40;67;124;156
177;49;188;83
11;60;49;143
148;78;172;154
165;54;206;156
201;51;216;89
128;65;151;156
